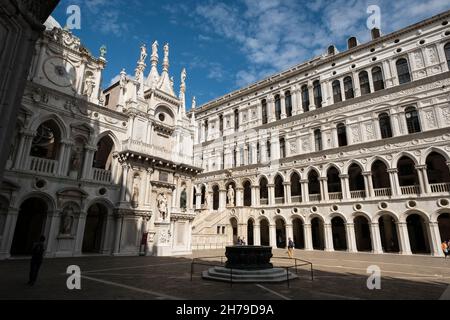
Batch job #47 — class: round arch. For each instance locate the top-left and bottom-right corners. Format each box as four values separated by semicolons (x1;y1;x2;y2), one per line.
29;114;69;141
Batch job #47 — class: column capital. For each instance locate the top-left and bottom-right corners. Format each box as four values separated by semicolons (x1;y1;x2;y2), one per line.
387;168;398;174
362;171;372;177
300;179;309;184
318;177;328;182
339;174;349;179
415;165;427;171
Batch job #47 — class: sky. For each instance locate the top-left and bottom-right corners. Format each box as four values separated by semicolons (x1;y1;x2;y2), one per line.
51;0;450;109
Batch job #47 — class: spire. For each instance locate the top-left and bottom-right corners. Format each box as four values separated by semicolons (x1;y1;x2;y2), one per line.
179;68;187;115
191;96;196;110
135;44;147;98
146;40;160;88
157;43;174;95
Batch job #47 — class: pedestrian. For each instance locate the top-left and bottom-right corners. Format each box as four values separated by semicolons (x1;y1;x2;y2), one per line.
28;236;46;286
442;241;449;259
287;238;295;259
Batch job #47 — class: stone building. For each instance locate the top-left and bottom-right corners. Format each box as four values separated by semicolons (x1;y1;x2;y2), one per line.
190;10;450;257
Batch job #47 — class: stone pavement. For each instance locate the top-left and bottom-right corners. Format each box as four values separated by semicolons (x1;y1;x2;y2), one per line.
0;249;449;300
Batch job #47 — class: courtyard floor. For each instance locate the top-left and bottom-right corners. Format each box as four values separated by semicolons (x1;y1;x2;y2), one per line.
0;249;450;300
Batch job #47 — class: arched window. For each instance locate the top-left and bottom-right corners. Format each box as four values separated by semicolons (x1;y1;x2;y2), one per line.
285;91;292;117
349;164;365;197
204;120;209;140
94;136;114;170
372;66;385;91
359;71;371;95
267;140;271;161
212;185;219;210
337;123;347;147
405;107;421;134
261;99;268;124
308;171;321;200
279;138;286;159
313;80;322;108
426;152;450;185
301;85;310;112
274;95;282;121
30;120;62;160
344;76;354;100
243;181;252;207
378;113;393;139
219;114;224;135
397;156;419;188
445;43;450;70
327;167;342;194
396;58;411;84
274;175;285;204
371;160;391;189
314;129;322;152
234;109;239;132
290;172;301;202
260;177;269;205
332;80;342;104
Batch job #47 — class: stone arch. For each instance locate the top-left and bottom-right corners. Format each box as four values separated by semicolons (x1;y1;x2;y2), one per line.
392;151;419;168
305;166;321;178
29;113;69;140
343;159;365;174
94;131;120;150
372;210;400;224
322;163;342;177
399;209;430;224
328;212;349;224
403;210;432;254
86;198;115;214
367;156;391;172
352;211;373;223
421;147;450;164
287;168;303;180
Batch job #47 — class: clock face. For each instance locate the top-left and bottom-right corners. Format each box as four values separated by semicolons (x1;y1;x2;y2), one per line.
43;57;77;88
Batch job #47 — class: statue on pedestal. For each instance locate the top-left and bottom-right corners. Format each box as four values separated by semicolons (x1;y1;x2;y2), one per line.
227;185;235;207
60;206;75;235
157;193;168;221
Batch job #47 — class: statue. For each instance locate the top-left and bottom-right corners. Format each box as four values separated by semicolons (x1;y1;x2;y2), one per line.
152;40;159;58
191;96;196;109
163;43;169;57
119;69;127;88
83;76;95;97
60;206;75;235
181;68;187;85
139;44;147;62
180;187;187;211
157;193;168;220
227;185;235;207
99;45;107;59
132;186;139;208
70;150;82;172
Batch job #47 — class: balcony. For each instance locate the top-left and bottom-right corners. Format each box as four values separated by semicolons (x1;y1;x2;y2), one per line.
260;199;268;205
430;183;450;193
275;197;284;204
92;168;112;183
29;157;57;175
291;196;302;203
329;192;343;201
350;190;366;199
401;185;420;195
374;188;392;197
309;194;321;202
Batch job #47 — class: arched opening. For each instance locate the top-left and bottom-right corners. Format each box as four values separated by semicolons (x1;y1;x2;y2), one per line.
314;129;322;152
426;152;450;189
405;107;421;134
308;170;321;202
285;91;292;117
279;138;286;159
332;80;342;104
192;187;197;208
343;76;354;100
372;160;391;196
261;99;268;124
274;175;285;204
275;218;286;248
201;185;207;207
293;218;305;249
379;215;400;253
243;181;252;207
337;123;348;147
348;163;365;198
274;94;282;121
359;71;371;95
30;120;61;160
396;58;411;84
93;136;114;170
354;216;372;252
301;85;310;112
11;198;48;256
259;177;269;205
372;66;385;91
82;203;108;253
438;213;450;244
212;185;220;211
290;172;302;203
260;219;270;246
230;217;238;245
313;80;322;108
397;156;420;194
327;166;342;200
407;214;431;254
331;217;347;251
247;219;254;245
311;217;325;250
378;113;393;139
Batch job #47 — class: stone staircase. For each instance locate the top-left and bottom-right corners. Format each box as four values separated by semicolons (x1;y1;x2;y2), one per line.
192;209;231;250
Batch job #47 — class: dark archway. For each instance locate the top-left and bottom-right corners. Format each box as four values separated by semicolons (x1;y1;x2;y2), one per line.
311;217;325;250
348;163;365;198
274;175;285;204
260;219;270;246
30;120;62;160
212;185;220;211
93;136;114;170
398;156;419;192
259;177;269;205
331;217;347;251
354;216;372;252
82;203;107;253
379;215;400;253
327;166;342;200
290;172;302;203
275;218;286;248
426;152;450;186
308;170;321;201
243;181;252;207
11;198;48;256
407;214;431;254
247;219;254;245
438;213;450;244
293;218;305;249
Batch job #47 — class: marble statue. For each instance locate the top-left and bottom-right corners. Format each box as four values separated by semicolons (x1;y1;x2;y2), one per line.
157;193;168;220
60;206;75;235
139;44;147;62
227;185;235;207
83;76;95;97
180;187;187;210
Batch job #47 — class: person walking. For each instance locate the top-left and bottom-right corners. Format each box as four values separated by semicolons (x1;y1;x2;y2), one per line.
442;241;449;259
287;238;295;259
28;236;46;286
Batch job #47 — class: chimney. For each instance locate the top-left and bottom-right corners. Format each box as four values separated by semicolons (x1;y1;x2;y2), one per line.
371;28;381;40
348;37;358;50
327;45;336;55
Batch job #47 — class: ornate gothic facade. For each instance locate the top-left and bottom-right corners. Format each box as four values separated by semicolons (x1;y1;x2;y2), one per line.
1;10;450;260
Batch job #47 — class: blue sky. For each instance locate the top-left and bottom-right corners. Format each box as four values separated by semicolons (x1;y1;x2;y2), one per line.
51;0;450;109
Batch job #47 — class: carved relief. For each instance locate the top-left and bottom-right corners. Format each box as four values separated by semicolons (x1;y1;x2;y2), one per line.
442;106;450;124
426;46;439;65
413;50;424;69
425;110;437;128
302;138;310;152
351;125;361;143
365;122;375;141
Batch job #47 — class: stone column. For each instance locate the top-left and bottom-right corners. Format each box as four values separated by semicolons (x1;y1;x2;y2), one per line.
340;80;347;102
144;169;153;206
301;179;309;203
280;92;287;119
57;141;70;175
429;222;444;257
236;187;243;207
269;224;277;247
319;177;329;201
397;222;412;255
370;223;384;254
268;184;275;206
45;211;60;257
339;174;351;200
292;87;299;115
388;169;401;196
324;223;334;252
74;211;87;256
304;223;313;251
254;224;261;246
196;192;202;211
284;182;291;204
113;213;123;255
120;165;129;203
362;172;373;198
260;140;267;163
416;165;431;194
0;208;19;259
219;188;227;210
251;186;259;206
81;146;97;180
268;95;276;123
12;131;26;170
367;68;375;93
346;223;358;253
352;72;361;97
308;82;316;110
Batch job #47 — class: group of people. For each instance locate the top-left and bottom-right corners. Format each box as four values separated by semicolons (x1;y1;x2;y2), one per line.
236;237;246;246
442;240;450;258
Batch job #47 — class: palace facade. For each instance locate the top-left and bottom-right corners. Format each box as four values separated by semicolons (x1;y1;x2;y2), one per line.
1;10;450;260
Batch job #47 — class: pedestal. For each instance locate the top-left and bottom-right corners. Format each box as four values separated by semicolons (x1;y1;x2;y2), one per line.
154;221;172;256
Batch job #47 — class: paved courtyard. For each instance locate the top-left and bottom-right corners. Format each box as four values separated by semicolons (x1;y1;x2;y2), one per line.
0;250;450;300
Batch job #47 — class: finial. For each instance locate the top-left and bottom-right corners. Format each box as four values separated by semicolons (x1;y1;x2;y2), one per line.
192;96;196;109
100;45;107;59
163;43;169;72
139;44;147;63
